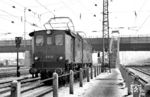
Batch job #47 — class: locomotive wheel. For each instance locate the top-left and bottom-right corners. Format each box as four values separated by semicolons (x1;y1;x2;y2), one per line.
31;73;38;78
74;71;79;81
40;71;53;85
35;73;39;77
58;72;69;86
59;76;65;86
40;72;47;79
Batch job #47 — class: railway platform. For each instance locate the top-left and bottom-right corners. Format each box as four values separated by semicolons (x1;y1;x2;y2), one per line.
44;68;130;97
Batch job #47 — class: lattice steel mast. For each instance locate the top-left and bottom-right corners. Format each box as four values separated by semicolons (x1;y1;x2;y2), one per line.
102;0;110;72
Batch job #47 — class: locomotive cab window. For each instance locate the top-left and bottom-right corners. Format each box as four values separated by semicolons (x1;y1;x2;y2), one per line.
36;35;44;46
47;36;52;45
55;34;63;45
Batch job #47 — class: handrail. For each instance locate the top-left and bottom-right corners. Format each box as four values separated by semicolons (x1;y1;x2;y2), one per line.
119;65;150;97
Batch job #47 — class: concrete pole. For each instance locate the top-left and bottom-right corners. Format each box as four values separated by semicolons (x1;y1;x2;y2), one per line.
87;67;90;82
132;76;140;97
97;66;99;75
99;65;101;74
94;66;97;77
69;70;74;94
126;71;132;95
98;65;100;74
11;80;21;97
91;66;93;79
79;68;83;87
144;84;150;97
53;72;58;97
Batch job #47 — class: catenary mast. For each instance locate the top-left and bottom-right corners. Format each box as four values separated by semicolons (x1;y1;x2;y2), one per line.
102;0;110;72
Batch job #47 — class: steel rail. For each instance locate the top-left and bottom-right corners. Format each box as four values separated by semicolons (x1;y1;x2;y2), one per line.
131;67;150;76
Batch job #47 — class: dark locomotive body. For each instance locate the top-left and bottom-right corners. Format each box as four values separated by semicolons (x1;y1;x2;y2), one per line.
29;29;92;78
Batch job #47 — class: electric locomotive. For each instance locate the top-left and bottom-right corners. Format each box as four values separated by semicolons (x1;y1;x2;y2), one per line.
29;17;92;79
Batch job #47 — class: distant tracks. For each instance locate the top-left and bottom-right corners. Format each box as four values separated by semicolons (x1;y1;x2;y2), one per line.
131;67;150;76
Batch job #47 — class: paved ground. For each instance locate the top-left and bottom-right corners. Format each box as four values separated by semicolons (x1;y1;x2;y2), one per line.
81;68;127;97
45;68;129;97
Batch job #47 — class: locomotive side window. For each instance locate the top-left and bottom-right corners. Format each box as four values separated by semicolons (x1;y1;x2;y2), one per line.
55;35;63;45
47;36;52;45
36;35;44;46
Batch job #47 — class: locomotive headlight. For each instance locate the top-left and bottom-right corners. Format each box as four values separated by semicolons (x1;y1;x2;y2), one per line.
46;30;52;34
59;56;63;60
34;56;39;61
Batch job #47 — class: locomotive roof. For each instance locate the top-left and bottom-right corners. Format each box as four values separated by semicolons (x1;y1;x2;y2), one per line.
29;29;76;37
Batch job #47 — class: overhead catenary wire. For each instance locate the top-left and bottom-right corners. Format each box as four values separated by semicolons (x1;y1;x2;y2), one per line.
133;0;150;32
132;0;148;17
0;0;43;28
75;0;100;19
138;0;148;12
0;9;19;19
0;15;15;23
0;8;42;29
0;8;21;23
78;0;102;17
136;14;150;31
35;0;55;17
9;0;42;20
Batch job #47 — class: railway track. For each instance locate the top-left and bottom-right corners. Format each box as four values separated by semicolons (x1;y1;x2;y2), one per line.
0;67;94;96
0;67;29;78
127;66;150;84
130;67;150;76
0;76;42;97
0;77;57;97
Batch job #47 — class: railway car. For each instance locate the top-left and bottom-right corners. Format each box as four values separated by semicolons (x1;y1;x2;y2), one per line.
29;29;92;79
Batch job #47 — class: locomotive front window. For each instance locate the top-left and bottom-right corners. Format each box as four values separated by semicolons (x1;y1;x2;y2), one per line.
36;35;44;46
55;35;63;45
47;36;52;45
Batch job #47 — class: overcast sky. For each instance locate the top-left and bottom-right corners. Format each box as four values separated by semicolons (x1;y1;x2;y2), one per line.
0;0;150;39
